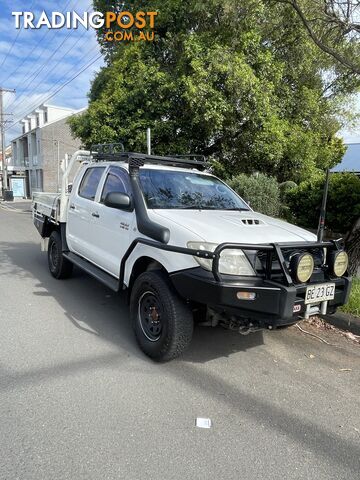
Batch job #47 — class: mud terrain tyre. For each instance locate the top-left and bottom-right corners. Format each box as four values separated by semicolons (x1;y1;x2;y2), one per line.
130;271;193;361
48;231;73;279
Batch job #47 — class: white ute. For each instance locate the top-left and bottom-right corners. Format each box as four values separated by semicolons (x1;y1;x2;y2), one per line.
33;144;351;361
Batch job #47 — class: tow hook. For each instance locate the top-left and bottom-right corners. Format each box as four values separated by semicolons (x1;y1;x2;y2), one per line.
238;324;261;335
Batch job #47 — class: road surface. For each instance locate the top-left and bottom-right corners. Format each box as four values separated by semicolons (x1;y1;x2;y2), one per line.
0;203;359;480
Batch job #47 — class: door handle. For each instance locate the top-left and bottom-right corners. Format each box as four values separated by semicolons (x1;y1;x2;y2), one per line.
69;204;76;210
92;212;100;218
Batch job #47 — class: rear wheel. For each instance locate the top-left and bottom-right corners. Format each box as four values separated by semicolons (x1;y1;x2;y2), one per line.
130;271;193;361
48;231;73;279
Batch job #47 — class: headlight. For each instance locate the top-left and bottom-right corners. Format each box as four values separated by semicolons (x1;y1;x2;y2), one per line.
330;250;348;277
187;242;256;276
290;253;314;283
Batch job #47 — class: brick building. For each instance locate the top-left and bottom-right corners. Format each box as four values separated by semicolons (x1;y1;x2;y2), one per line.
10;104;83;197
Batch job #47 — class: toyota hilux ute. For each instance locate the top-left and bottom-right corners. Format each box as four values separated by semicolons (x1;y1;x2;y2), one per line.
32;145;352;361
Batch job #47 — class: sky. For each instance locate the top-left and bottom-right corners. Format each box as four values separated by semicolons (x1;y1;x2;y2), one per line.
0;0;104;144
0;1;359;146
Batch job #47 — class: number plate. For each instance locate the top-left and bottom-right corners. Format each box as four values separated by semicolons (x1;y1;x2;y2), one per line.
305;283;335;305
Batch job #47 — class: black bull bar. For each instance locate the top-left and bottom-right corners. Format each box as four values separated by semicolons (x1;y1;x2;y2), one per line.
119;238;344;287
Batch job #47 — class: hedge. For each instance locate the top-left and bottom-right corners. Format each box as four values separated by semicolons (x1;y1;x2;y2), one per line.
285;172;360;234
227;173;281;217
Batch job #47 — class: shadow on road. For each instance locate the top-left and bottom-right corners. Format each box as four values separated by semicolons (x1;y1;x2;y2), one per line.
0;240;264;363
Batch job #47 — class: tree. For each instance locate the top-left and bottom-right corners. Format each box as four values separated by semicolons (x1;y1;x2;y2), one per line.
273;1;360;76
69;0;359;182
285;173;360;273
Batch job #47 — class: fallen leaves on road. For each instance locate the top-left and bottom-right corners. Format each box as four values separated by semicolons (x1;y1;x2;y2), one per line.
296;323;338;346
303;316;360;345
344;331;360;343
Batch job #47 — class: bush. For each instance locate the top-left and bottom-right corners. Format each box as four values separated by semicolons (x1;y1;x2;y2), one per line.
227;173;281;216
279;181;297;199
340;278;360;317
285;173;360;234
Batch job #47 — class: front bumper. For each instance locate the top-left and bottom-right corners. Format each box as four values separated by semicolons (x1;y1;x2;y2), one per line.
170;268;352;327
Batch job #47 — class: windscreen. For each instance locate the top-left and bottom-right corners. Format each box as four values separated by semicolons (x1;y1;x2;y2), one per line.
138;169;250;210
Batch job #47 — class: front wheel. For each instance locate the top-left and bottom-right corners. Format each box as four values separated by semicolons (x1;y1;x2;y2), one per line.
48;231;73;279
130;271;193;361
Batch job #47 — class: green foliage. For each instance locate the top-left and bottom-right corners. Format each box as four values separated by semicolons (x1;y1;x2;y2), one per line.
285;173;360;234
227;173;281;216
69;0;358;182
340;278;360;317
279;181;297;199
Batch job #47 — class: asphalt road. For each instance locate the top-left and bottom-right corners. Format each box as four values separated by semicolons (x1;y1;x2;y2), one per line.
1;203;360;480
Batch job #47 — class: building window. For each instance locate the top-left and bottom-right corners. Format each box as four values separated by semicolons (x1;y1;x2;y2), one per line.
44;111;48;123
36;115;39;127
22;125;25;134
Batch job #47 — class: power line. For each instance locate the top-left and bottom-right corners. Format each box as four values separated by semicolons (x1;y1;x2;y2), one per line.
1;0;75;85
6;53;102;132
7;32;93;112
0;0;36;70
1;87;16;194
6;3;92;110
8;34;101;121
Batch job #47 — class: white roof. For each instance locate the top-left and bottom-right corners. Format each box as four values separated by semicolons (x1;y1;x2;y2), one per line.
86;160;212;175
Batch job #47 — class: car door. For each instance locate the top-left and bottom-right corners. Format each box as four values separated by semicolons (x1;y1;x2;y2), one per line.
86;166;135;278
66;165;106;260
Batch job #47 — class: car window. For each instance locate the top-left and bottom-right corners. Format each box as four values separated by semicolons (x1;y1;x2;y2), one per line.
101;167;131;203
138;169;250;210
78;167;106;201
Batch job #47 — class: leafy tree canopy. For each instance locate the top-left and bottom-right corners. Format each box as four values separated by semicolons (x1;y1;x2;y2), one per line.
286;172;360;234
69;0;360;182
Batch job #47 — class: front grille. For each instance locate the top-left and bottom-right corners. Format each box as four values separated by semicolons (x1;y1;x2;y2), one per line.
244;246;326;285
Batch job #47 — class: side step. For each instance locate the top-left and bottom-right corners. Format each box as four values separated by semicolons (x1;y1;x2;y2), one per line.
63;252;120;292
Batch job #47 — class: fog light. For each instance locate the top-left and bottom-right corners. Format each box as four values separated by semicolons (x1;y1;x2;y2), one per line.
290;253;314;283
330;250;348;277
236;291;256;301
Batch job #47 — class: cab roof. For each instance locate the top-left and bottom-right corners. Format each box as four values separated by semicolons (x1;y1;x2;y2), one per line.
86;160;213;176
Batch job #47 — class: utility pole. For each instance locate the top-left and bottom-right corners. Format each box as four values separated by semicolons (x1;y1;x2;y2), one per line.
0;87;15;196
147;128;151;155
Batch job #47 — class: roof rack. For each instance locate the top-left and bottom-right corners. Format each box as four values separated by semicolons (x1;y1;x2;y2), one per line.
90;144;207;171
91;143;125;160
169;154;206;162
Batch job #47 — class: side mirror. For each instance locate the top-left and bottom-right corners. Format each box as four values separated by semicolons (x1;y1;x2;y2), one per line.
104;192;133;211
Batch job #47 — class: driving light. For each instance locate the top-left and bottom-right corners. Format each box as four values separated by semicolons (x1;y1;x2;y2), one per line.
187;242;256;276
330;250;348;277
290;253;314;283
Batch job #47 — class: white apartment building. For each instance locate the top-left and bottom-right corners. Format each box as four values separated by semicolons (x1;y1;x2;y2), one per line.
10;104;82;197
